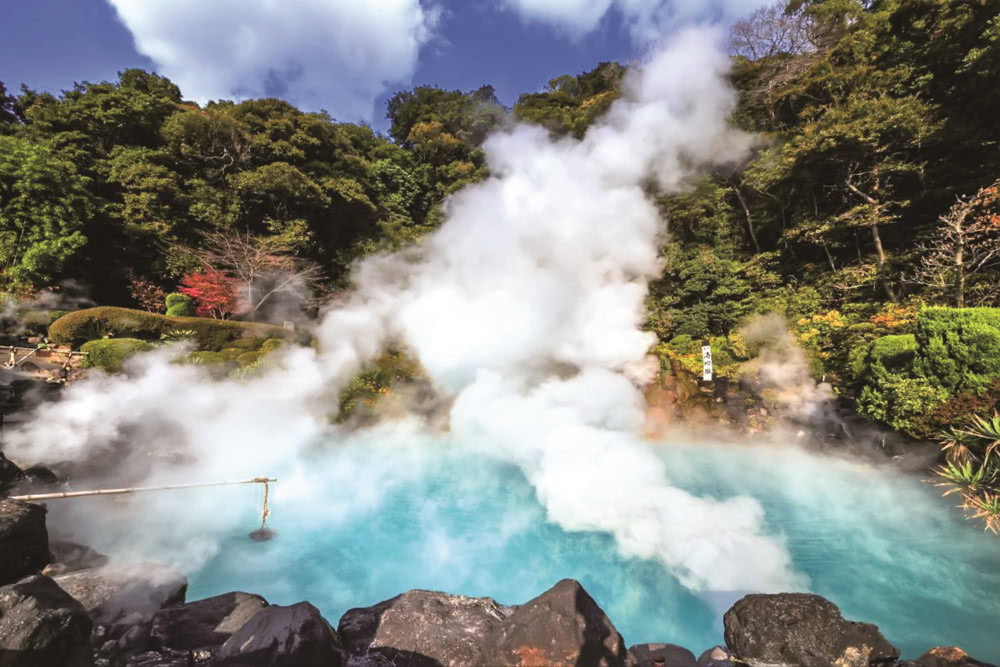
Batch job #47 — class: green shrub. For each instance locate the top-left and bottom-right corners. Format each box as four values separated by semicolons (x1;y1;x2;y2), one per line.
165;293;195;317
912;307;1000;395
261;338;284;353
852;309;1000;436
49;307;289;350
668;334;698;355
237;351;263;367
857;375;950;435
81;338;155;373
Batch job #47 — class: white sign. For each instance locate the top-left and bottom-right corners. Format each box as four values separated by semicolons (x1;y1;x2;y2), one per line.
701;345;713;381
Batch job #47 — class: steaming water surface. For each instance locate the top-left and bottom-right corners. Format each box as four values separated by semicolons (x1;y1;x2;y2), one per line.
180;437;1000;661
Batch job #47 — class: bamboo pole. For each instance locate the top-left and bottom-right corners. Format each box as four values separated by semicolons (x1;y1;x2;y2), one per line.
9;476;276;502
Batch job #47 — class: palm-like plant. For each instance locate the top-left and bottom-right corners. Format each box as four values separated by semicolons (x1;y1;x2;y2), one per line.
932;413;1000;533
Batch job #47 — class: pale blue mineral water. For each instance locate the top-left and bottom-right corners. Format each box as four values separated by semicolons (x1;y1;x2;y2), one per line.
185;438;1000;662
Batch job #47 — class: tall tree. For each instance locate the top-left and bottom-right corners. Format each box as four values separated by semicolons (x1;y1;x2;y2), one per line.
0;135;93;286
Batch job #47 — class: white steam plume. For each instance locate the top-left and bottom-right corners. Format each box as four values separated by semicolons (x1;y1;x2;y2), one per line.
6;27;806;594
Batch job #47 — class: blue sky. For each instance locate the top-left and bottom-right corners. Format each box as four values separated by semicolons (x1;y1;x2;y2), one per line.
2;0;766;130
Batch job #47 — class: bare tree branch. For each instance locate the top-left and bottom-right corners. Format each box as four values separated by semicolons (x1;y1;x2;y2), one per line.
904;178;1000;308
172;230;325;319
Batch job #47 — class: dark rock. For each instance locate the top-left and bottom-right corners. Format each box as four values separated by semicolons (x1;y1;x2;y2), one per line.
43;541;110;576
21;466;59;486
54;563;187;633
117;620;153;654
0;574;93;667
483;578;628;667
914;647;997;667
214;601;345;667
338;589;512;666
723;593;899;667
696;645;736;667
0;452;25;496
149;591;268;651
0;499;50;585
629;643;697;667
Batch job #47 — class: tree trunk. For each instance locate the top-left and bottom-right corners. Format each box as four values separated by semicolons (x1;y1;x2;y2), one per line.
822;243;836;272
871;222;897;302
845;179;897;302
732;185;761;253
955;240;965;309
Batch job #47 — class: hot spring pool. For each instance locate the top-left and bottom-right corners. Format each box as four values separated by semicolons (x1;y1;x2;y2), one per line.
175;439;1000;661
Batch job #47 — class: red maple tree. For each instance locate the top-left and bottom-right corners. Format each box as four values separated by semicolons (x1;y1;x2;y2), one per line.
178;268;240;319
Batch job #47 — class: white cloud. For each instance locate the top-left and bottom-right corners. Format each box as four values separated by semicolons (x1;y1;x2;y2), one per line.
502;0;773;42
106;0;439;121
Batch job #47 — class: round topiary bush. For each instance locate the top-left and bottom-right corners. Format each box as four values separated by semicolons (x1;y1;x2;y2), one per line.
165;293;196;317
80;338;155;373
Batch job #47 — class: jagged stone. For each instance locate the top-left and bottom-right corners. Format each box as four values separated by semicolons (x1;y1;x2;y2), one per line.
483;579;628;667
54;563;187;633
339;589;512;666
913;647;997;667
215;601;345;667
0;574;93;667
0;452;25;496
723;593;899;667
149;591;268;651
0;499;50;586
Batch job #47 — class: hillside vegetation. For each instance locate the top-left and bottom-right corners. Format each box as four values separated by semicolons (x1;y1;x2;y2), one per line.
2;0;999;442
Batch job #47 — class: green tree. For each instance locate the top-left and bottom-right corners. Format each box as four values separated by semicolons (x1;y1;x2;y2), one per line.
514;62;625;139
0;135;93;286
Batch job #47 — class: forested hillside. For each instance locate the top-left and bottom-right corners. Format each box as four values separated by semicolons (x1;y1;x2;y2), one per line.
2;0;1000;442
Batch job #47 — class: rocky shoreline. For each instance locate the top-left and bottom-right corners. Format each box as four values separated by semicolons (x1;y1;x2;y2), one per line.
1;462;995;667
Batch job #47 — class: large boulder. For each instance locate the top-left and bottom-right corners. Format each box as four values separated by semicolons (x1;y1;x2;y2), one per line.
629;643;697;667
53;563;187;632
338;589;513;666
0;574;93;667
723;593;899;667
912;647;997;667
149;591;269;651
0;499;49;585
214;601;345;667
482;579;628;667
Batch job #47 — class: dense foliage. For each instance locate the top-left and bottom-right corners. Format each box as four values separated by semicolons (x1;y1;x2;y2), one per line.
4;1;1000;473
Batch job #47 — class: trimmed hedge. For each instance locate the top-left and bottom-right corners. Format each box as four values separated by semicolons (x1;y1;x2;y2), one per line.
165;293;195;317
49;307;291;350
81;338;155;373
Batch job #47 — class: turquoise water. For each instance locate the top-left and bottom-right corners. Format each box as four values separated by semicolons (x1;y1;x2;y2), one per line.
186;439;1000;661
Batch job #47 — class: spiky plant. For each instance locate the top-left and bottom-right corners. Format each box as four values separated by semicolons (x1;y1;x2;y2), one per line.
932;413;1000;533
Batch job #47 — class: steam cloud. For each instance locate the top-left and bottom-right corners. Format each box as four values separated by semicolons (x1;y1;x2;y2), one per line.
6;27;808;595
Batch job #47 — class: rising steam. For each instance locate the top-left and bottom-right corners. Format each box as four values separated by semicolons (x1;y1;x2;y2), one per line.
5;28;808;594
